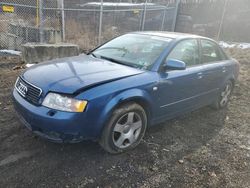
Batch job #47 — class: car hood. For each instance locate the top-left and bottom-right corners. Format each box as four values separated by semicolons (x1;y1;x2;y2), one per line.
22;54;144;95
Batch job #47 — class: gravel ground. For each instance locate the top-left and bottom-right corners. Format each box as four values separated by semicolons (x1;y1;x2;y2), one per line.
0;48;249;188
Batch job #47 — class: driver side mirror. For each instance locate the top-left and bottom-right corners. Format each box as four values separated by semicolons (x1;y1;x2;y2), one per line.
163;59;186;71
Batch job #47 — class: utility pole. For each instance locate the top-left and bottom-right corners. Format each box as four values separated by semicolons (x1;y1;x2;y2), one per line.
171;0;180;32
161;5;167;31
141;0;147;31
217;0;228;41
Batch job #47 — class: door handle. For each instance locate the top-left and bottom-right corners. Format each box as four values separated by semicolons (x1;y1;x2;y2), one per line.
197;72;203;79
222;67;226;73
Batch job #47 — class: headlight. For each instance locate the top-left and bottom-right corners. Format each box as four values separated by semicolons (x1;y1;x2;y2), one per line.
42;93;88;112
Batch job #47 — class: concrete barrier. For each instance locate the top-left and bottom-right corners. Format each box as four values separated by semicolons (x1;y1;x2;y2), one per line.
21;43;79;64
0;32;23;50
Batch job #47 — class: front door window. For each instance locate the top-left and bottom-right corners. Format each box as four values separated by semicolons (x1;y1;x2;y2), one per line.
167;39;199;67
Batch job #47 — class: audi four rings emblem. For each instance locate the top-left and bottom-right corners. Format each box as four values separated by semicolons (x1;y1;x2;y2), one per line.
17;82;28;96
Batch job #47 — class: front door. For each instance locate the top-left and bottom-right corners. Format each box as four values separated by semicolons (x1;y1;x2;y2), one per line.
156;39;205;120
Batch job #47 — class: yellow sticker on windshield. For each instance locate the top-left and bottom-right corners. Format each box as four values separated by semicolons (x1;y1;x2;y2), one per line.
133;9;139;14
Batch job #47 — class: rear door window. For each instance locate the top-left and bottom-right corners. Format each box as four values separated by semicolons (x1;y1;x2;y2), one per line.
200;39;224;63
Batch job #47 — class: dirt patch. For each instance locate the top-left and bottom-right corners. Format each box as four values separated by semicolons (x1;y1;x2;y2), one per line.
0;49;249;188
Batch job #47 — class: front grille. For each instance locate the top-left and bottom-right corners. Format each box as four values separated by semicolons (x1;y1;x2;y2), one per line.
15;77;42;105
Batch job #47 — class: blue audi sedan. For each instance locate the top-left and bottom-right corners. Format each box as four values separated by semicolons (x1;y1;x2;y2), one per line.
13;32;239;153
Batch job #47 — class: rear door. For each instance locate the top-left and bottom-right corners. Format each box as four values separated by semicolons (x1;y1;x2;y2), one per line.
198;39;230;103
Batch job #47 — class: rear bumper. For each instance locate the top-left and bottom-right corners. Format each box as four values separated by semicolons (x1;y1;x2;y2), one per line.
12;89;95;143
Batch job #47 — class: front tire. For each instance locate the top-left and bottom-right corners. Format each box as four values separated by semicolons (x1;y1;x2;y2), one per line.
99;103;147;154
212;80;234;109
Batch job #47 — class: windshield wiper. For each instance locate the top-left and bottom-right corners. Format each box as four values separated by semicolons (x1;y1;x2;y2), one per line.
90;52;97;58
99;56;138;68
94;47;128;53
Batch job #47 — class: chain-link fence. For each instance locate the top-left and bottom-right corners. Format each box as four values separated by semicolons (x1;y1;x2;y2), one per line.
63;0;177;51
0;0;178;51
1;0;250;52
0;0;62;50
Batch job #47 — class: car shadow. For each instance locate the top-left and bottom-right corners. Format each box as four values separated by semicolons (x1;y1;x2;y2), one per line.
1;106;229;187
145;106;228;157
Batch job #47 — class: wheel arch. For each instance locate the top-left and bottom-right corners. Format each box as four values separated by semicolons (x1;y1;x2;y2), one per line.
220;74;236;90
229;77;235;86
114;96;152;121
97;89;153;138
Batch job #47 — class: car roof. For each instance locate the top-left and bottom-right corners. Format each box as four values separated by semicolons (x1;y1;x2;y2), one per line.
131;31;212;41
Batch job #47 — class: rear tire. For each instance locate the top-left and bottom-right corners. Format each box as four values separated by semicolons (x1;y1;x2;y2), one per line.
211;80;234;110
99;103;147;154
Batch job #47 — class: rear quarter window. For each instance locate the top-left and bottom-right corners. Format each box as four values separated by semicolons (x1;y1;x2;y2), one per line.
218;46;230;60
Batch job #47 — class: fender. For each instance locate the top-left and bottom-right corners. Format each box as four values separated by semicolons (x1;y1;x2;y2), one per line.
96;88;154;136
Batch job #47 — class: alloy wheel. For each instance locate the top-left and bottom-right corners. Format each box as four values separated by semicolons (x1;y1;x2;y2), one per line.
112;112;142;149
220;83;232;107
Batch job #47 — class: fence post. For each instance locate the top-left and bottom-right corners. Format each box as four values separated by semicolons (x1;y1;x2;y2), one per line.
39;0;44;43
36;0;39;27
171;0;180;32
141;0;147;31
98;0;104;45
58;0;65;42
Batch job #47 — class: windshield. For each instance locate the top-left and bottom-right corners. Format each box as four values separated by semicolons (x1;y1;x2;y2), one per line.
92;34;172;70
